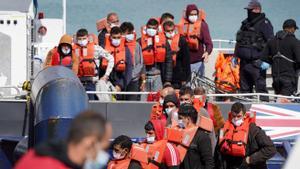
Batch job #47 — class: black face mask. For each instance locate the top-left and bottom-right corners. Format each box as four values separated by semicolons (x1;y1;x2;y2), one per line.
247;9;260;21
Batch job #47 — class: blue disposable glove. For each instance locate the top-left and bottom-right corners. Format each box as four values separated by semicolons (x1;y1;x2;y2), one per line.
260;62;270;70
231;57;238;66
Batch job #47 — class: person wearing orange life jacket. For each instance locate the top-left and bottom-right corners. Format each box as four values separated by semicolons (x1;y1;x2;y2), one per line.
73;28;114;100
44;34;79;74
100;27;133;94
120;22;146;100
163;20;191;89
178;4;213;77
175;104;214;169
178;86;217;153
142;120;180;169
139;18;173;94
215;102;276;169
98;12;120;47
108;135;148;169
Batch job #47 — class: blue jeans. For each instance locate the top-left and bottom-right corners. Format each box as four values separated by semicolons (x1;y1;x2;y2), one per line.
191;61;205;77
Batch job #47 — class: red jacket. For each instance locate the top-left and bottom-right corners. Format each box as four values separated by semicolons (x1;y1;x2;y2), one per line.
15;150;69;169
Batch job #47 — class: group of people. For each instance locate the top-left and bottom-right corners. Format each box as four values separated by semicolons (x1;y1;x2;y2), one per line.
43;3;213;101
42;0;300;102
15;84;277;169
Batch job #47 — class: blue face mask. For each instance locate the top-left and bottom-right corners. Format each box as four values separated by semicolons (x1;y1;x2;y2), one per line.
83;150;109;169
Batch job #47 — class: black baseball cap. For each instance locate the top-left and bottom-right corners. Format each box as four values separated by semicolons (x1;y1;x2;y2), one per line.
283;19;299;29
244;0;261;9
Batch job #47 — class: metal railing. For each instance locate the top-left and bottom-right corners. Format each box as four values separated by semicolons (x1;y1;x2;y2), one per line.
86;91;300;103
212;39;236;49
0;86;21;95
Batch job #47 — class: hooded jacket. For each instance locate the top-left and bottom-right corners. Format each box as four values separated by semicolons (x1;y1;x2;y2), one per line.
44;34;79;74
184;4;213;64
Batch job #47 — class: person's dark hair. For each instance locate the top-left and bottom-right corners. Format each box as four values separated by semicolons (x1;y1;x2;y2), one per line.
144;121;154;131
146;18;159;27
179;86;194;97
67;110;106;144
107;12;118;20
163;21;175;30
110;26;122;35
120;22;134;33
178;103;198;124
76;28;88;37
160;12;174;23
194;86;206;95
231;102;246;115
111;135;132;151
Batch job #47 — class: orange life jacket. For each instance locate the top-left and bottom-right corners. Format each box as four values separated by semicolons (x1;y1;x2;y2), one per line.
107;144;148;169
50;47;72;68
141;140;168;169
125;32;137;65
140;26;166;66
102;34;126;72
219;112;256;157
73;40;96;77
177;9;205;50
214;52;240;93
167;34;180;66
192;96;205;112
150;103;163;120
165;116;212;161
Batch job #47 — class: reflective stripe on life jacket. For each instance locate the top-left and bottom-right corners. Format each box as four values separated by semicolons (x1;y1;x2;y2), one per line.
177;9;205;50
50;47;72;68
141;26;166;66
73;42;96;77
219;112;256;157
102;34;126;72
214;52;240;93
107;144;148;169
141;140;168;169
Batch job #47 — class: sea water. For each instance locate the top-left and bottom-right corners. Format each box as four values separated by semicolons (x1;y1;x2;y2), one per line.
39;0;300;39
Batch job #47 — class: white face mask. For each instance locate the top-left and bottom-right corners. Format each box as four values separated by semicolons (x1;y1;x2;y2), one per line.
165;32;175;39
188;15;198;23
232;118;244;127
125;34;135;42
111;38;121;47
78;39;88;47
61;48;71;55
83;150;109;169
178;119;185;128
110;23;119;28
159;99;164;106
113;150;126;160
146;28;157;37
146;136;155;144
165;107;174;116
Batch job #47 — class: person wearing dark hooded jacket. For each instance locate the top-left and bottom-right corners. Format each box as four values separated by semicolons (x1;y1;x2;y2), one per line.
234;0;274;101
261;19;300;96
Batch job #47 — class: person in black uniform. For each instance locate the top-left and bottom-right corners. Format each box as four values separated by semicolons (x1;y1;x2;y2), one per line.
261;19;300;96
234;0;274;101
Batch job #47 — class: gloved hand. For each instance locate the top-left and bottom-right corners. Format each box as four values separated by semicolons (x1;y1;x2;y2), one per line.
260;62;270;70
231;57;238;66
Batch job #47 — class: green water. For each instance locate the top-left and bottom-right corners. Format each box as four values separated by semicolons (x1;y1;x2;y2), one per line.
39;0;300;39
